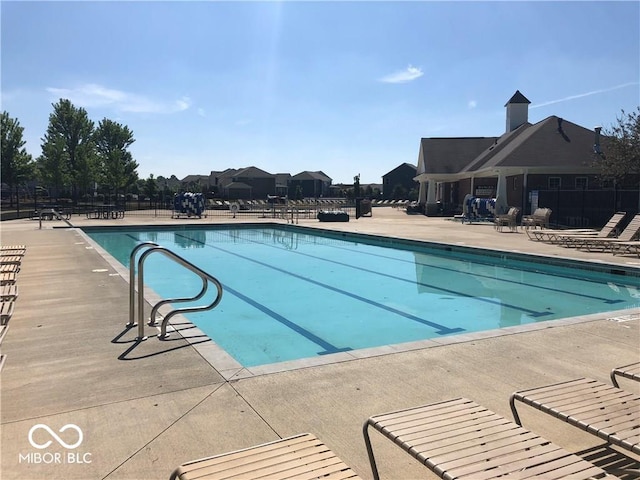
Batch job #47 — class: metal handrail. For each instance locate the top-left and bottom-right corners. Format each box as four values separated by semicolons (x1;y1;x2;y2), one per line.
38;208;73;229
127;242;223;341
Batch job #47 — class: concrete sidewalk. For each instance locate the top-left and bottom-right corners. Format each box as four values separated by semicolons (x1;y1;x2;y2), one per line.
1;208;639;480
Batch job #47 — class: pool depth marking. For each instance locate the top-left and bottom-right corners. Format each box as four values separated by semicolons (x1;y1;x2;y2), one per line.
174;233;465;335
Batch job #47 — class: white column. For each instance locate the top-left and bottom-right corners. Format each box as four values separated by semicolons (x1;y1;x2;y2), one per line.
418;179;428;204
425;179;438;215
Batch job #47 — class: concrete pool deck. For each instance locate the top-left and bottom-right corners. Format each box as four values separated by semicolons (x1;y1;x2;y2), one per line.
1;207;639;479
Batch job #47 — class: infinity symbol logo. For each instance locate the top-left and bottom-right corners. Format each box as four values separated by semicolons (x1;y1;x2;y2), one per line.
28;424;83;449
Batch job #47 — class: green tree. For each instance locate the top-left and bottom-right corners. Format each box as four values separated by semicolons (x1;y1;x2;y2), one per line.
598;107;640;182
143;174;158;201
36;138;66;200
40;99;95;202
94;118;138;201
1;111;35;206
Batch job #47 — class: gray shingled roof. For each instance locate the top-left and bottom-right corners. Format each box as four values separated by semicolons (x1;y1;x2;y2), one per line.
418;137;498;174
234;166;274;178
291;171;332;181
384;163;417;177
460;116;597;172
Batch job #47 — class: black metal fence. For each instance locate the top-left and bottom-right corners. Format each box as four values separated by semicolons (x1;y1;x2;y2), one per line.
536;188;640;228
0;198;357;222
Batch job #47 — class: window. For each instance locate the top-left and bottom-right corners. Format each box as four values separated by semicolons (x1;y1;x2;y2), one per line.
548;177;561;189
575;177;588;189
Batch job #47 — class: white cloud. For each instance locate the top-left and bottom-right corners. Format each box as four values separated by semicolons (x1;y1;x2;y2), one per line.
197;108;206;117
379;65;424;84
468;100;477;109
46;83;192;114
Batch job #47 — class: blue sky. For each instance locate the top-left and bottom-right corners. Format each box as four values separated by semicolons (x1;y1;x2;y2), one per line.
2;1;639;185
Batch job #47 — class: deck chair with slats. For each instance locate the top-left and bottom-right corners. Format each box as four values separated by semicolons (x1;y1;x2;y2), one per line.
510;378;640;455
0;272;16;286
0;245;26;255
169;433;362;480
527;212;626;243
0;255;22;265
569;213;640;250
0;264;20;274
1;299;14;325
0;284;18;300
611;362;640;388
363;397;613;480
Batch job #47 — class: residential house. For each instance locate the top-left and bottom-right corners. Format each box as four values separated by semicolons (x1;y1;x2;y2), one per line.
289;171;332;199
274;173;291;197
180;174;210;191
382;163;419;200
210;166;276;200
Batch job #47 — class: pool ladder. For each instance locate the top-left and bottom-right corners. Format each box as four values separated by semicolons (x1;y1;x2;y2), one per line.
126;242;223;341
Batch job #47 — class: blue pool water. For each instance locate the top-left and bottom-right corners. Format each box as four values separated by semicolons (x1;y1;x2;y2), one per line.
85;225;640;367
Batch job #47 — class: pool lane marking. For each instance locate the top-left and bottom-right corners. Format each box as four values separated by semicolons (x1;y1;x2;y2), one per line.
289;235;625;306
223;285;353;356
175;233;465;335
211;232;553;319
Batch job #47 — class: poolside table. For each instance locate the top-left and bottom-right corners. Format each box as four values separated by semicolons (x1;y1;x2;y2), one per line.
86;204;125;219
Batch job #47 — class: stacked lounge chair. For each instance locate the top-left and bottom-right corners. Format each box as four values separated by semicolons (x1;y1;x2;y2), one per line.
0;245;25;373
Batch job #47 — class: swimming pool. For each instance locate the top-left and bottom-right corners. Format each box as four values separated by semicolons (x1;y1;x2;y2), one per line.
84;224;640;368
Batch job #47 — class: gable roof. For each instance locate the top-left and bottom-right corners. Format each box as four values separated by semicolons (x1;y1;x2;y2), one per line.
291;171;332;181
460;115;597;173
505;90;531;106
418;115;599;179
383;163;417;177
181;174;209;183
233;166;274;178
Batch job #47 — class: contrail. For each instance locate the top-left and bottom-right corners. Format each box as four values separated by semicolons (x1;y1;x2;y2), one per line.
530;82;639;109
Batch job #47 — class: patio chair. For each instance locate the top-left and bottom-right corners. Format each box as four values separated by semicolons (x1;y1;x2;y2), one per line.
510;378;640;455
169;433;361;480
363;397;612;480
494;207;519;232
522;207;552;230
611;362;640;388
568;213;640;250
527;212;626;243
